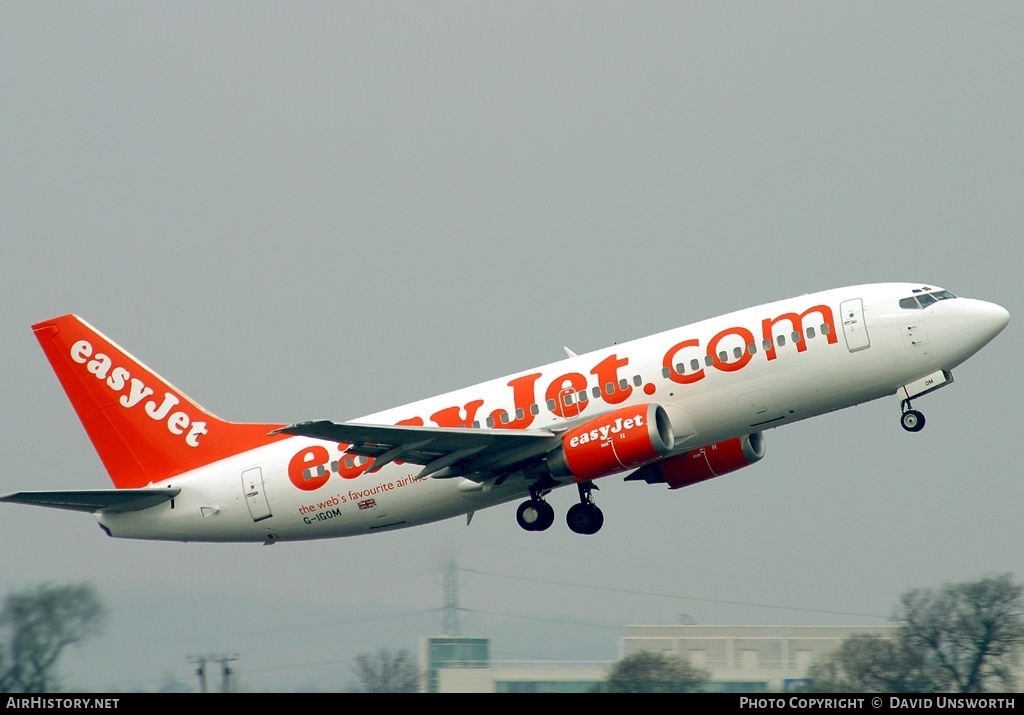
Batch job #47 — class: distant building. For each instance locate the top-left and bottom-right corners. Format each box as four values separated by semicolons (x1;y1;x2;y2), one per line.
622;624;897;692
425;624;897;693
419;636;490;693
434;661;610;693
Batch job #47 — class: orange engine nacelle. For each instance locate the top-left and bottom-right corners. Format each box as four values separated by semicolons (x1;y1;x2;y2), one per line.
627;433;766;489
547;403;675;482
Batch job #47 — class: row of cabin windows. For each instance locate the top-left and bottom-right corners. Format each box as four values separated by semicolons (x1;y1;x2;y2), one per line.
472;374;646;428
660;323;833;377
470;323;832;428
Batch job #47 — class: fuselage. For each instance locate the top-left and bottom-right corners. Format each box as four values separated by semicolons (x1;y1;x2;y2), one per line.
95;282;1008;543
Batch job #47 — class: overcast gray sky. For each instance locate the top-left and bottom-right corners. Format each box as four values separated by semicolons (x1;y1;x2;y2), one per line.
2;2;1021;692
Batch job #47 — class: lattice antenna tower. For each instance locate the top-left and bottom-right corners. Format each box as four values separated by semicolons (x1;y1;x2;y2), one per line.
441;559;461;636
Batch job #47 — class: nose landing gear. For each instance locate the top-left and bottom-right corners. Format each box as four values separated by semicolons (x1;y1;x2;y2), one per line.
900;399;926;432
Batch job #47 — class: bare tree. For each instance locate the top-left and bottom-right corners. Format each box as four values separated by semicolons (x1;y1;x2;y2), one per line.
349;648;419;693
810;574;1024;693
897;573;1024;692
808;634;925;692
0;583;106;692
600;650;709;692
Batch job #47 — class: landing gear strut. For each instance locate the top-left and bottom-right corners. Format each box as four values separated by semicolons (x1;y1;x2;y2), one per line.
515;484;555;532
900;399;926;433
566;482;604;535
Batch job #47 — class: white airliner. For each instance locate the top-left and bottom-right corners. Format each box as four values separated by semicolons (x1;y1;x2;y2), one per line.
1;283;1009;542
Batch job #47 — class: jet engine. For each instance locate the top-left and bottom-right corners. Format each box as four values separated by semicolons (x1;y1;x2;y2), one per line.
627;433;765;489
547;403;675;482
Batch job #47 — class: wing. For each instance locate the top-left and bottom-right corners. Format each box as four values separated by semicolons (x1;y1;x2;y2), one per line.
272;420;560;480
0;487;180;513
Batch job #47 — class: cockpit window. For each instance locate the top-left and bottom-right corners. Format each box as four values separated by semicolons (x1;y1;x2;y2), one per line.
899;290;958;309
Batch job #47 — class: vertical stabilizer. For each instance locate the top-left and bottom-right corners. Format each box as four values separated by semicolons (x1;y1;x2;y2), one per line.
33;315;288;488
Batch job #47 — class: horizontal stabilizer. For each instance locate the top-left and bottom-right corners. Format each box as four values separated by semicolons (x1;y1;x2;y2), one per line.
0;488;180;514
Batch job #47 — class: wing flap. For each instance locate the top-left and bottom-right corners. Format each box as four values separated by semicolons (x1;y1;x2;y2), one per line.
0;488;180;514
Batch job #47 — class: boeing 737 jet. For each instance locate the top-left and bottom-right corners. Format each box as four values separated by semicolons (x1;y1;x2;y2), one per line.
0;283;1009;542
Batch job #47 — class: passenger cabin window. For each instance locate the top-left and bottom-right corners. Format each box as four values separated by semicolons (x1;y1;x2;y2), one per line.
690;358;700;371
546;398;557;411
633;375;642;387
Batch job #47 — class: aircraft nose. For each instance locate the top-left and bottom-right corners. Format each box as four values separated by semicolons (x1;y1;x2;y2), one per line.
967;301;1010;347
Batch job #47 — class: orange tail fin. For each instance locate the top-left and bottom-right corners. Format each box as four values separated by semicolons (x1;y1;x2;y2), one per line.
33;315;288;488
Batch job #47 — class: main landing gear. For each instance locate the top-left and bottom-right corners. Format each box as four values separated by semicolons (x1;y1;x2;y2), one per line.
516;497;555;532
514;482;605;534
566;482;604;535
900;399;926;433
